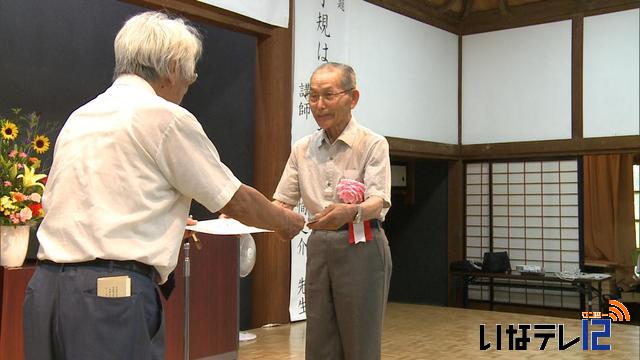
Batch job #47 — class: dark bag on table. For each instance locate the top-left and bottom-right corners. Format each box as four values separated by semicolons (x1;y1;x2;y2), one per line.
482;251;511;273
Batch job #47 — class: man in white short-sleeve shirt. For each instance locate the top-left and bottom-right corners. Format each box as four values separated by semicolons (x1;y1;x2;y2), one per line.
23;11;303;360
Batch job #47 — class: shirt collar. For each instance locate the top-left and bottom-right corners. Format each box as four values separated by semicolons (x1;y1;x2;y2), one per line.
112;74;157;96
317;117;359;148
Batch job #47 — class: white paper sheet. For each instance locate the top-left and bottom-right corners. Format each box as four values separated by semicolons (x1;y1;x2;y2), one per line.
185;218;272;235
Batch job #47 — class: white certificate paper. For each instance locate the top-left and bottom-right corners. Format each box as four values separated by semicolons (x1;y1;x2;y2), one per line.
185;218;272;235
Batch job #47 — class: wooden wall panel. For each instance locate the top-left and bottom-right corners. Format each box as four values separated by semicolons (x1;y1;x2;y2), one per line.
0;265;35;360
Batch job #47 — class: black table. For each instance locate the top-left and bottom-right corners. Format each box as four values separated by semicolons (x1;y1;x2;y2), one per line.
451;270;613;313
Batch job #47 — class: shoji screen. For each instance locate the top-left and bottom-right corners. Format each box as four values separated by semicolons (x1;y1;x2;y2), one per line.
465;159;581;309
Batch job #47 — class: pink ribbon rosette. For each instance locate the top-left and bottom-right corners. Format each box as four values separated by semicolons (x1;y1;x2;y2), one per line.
336;179;365;204
336;179;371;244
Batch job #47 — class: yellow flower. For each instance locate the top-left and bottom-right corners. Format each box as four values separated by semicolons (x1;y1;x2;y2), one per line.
32;134;50;154
1;122;19;140
0;196;17;212
16;166;46;191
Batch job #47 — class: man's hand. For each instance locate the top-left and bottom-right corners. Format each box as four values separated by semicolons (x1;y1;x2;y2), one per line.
275;209;305;240
221;185;305;241
182;216;197;240
307;203;355;231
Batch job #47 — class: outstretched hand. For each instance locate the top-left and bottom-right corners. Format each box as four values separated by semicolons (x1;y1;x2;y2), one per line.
307;203;355;231
182;216;197;240
275;209;305;241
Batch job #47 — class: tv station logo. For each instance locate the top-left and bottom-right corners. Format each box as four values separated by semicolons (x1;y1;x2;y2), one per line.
480;300;630;351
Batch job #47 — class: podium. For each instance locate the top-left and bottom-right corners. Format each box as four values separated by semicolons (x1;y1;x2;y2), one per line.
0;233;238;360
0;264;35;360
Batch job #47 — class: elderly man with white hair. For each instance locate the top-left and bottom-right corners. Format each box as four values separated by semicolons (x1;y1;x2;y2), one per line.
23;11;304;360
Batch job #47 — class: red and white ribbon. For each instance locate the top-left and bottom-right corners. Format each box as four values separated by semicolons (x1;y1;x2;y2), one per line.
348;220;372;244
337;178;371;245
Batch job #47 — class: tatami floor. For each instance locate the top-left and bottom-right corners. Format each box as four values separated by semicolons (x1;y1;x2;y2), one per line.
238;302;639;359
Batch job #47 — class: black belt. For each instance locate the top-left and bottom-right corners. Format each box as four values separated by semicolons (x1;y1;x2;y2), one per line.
337;219;381;231
38;259;157;281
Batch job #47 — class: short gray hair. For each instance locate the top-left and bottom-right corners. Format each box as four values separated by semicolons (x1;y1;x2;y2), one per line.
312;62;357;90
113;11;202;82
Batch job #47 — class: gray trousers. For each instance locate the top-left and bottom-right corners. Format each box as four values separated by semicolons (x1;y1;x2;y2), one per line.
23;262;165;360
305;227;392;360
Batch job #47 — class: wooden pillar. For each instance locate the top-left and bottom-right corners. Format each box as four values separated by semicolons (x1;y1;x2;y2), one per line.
447;159;465;306
571;16;584;140
252;2;294;327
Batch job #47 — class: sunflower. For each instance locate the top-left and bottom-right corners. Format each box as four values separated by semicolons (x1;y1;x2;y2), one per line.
1;122;19;140
32;134;50;154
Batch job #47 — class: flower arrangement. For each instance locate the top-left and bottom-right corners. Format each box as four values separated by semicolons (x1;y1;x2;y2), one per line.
0;108;50;226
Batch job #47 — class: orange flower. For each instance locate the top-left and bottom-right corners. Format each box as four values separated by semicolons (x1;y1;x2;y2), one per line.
11;192;27;202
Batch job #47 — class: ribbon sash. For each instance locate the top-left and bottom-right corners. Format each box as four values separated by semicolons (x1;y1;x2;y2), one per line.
348;220;373;245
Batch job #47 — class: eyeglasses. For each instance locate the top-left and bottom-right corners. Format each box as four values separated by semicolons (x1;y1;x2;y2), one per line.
307;88;354;104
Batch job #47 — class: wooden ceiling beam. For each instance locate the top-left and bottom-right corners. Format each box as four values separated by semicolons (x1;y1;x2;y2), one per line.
388;135;640;160
498;0;511;17
387;137;460;159
460;0;471;19
460;136;640;160
435;0;457;13
460;0;640;34
366;0;461;34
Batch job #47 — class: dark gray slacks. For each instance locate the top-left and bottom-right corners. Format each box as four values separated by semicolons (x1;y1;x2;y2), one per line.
23;263;165;360
305;228;392;360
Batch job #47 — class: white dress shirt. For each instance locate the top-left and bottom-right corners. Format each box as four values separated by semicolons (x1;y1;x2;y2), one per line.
37;75;241;283
273;118;391;220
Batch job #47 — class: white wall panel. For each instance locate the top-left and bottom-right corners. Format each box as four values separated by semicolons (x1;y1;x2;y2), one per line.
584;9;640;137
462;21;572;144
197;0;288;27
347;1;458;143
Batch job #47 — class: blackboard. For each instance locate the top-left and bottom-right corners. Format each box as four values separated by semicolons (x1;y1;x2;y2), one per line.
0;0;256;181
1;0;257;328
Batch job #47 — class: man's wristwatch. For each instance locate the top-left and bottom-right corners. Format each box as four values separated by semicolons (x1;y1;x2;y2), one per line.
354;205;363;223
